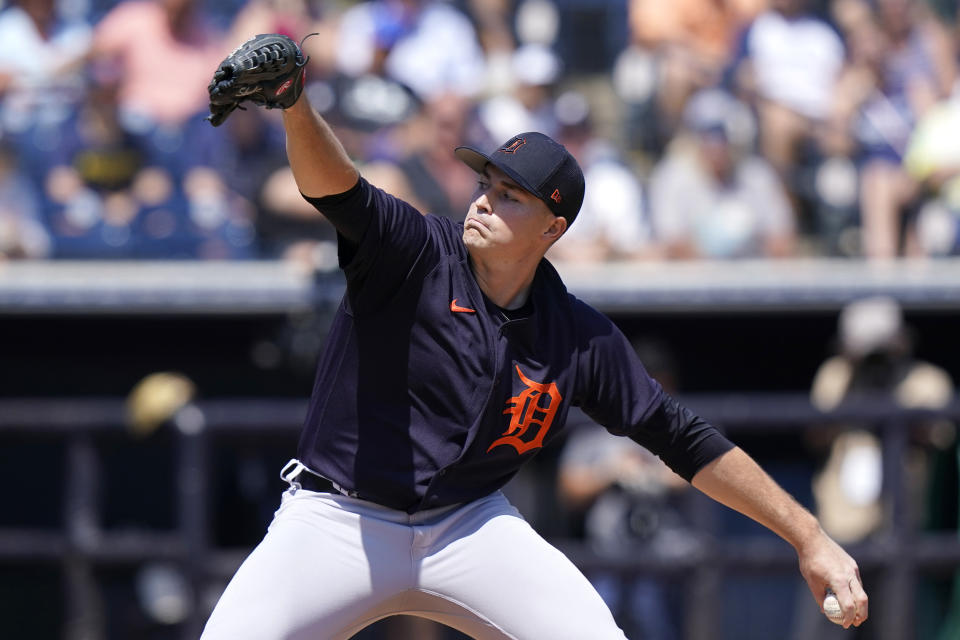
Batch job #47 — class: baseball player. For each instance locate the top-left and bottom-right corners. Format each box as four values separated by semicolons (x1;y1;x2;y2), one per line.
200;35;868;639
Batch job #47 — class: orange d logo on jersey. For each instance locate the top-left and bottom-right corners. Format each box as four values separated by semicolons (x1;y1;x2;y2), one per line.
487;365;562;455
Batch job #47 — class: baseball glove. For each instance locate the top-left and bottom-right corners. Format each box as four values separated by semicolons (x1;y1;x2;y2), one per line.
206;33;313;127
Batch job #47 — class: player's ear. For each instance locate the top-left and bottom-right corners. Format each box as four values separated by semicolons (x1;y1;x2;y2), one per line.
543;215;566;241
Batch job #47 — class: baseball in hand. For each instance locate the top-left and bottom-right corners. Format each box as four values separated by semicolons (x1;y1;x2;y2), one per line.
823;591;843;624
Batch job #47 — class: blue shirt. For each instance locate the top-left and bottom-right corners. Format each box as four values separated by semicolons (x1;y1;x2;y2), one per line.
301;177;733;513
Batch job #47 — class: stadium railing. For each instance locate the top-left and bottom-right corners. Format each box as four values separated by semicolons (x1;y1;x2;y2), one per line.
3;258;960;639
1;395;957;640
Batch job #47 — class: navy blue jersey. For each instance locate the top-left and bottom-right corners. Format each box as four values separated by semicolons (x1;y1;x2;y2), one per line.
301;177;733;513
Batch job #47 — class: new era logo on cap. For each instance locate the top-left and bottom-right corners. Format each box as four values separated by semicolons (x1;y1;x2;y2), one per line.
455;132;585;226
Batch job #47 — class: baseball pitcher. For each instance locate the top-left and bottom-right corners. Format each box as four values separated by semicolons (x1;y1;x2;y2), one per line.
199;34;868;639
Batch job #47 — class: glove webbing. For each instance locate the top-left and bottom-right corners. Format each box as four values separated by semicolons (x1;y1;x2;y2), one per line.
241;42;297;74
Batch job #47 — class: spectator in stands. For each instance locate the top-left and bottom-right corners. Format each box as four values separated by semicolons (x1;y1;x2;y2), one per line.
253;164;338;267
252;157;425;269
732;0;846;188
175;101;305;262
38;58;255;259
87;0;241;257
796;295;954;637
90;0;227;128
648;88;796;259
191;104;287;205
38;58;156;258
548;90;659;263
334;0;487;103
828;0;956;259
558;340;694;640
621;0;763;153
398;91;482;221
178;165;257;260
0;0;92;134
300;0;423;163
226;0;321;45
0;140;50;259
902;88;960;257
478;43;563;143
466;0;515;70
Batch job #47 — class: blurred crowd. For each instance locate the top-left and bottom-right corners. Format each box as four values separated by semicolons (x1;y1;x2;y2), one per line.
2;0;960;264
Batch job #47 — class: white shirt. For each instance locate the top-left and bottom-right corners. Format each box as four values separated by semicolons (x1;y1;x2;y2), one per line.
335;0;486;100
746;11;845;120
0;6;91;131
649;143;794;258
0;6;91;88
552;141;651;257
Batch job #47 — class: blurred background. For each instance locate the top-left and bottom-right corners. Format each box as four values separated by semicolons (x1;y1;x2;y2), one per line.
2;0;960;638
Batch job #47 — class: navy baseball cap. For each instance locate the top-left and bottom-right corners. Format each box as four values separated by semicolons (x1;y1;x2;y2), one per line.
455;132;585;227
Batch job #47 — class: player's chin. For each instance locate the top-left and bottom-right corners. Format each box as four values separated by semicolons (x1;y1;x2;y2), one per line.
462;225;486;246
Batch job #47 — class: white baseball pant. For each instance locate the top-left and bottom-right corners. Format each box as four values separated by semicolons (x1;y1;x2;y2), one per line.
199;463;627;640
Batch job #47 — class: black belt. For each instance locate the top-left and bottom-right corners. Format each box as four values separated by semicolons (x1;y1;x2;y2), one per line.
295;471;341;494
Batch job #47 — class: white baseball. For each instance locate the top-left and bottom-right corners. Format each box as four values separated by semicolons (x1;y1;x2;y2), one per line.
823;592;843;624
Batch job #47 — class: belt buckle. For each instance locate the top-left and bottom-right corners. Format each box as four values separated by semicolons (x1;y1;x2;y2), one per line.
280;458;306;492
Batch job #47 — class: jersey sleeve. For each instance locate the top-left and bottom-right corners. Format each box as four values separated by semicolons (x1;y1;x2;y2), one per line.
303;176;434;313
573;301;734;481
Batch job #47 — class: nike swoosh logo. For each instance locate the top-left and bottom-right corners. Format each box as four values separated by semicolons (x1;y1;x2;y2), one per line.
450;299;476;313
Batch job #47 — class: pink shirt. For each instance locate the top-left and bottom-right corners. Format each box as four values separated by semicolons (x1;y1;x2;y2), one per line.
94;1;226;125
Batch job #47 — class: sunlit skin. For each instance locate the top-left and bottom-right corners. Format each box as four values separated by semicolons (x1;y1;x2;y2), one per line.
462;164;566;309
